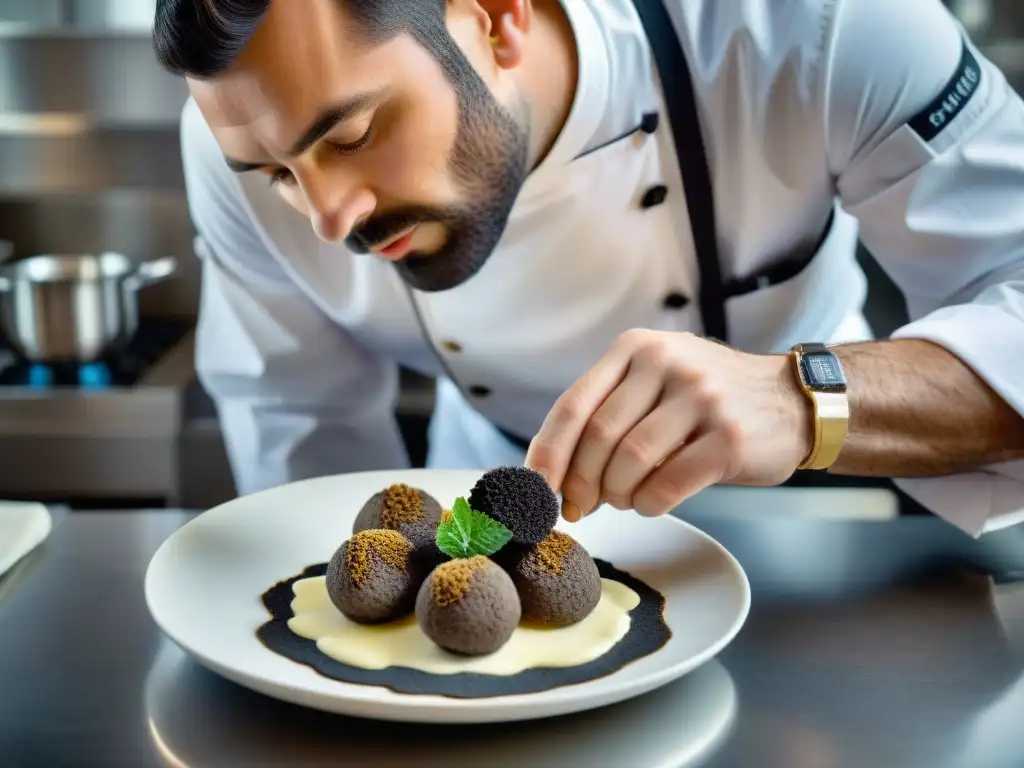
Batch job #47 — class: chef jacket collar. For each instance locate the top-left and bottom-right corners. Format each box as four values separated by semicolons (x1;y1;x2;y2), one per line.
512;0;611;208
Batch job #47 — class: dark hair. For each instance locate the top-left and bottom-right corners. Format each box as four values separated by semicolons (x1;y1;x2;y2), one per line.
153;0;457;80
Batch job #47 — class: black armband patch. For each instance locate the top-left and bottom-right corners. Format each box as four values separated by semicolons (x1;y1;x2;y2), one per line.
908;40;982;142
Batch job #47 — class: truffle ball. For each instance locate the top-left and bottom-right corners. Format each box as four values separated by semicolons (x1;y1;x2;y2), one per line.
507;530;602;627
489;540;528;576
353;483;443;551
326;529;423;624
416;556;521;656
468;466;559;545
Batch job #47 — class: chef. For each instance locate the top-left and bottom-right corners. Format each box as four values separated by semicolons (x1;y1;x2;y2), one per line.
155;0;1024;537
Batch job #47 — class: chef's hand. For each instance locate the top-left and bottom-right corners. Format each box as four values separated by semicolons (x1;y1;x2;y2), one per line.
525;329;813;521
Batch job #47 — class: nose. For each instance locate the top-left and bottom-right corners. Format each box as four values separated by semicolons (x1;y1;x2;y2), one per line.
298;167;376;244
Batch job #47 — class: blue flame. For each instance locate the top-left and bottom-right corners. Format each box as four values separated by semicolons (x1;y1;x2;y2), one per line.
79;362;112;389
27;364;53;389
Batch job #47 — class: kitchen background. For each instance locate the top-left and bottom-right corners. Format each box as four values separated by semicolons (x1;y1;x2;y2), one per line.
0;0;1020;511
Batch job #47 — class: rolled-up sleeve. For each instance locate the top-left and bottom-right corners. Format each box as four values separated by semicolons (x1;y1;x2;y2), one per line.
180;99;409;496
823;0;1024;535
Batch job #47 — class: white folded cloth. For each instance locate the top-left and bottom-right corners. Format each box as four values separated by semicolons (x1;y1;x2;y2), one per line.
0;502;52;579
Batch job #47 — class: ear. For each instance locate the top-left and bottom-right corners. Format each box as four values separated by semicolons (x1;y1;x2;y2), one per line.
477;0;532;70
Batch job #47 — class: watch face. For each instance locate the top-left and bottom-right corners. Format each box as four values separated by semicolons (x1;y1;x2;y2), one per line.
800;351;847;392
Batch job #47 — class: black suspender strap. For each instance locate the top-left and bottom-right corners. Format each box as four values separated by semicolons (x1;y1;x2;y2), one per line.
628;0;729;343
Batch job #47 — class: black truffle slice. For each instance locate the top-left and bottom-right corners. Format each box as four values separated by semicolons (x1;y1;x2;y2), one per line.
468;466;559;545
353;484;443;551
508;530;602;627
415;556;521;656
326;530;423;624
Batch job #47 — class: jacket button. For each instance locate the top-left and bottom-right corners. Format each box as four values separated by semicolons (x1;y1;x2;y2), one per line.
663;292;690;310
640;112;660;134
469;385;492;398
641;184;668;209
442;340;462;353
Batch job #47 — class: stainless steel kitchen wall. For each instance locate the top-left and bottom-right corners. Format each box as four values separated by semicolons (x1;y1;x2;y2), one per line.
1;0;1022;327
950;0;1024;39
0;0;196;318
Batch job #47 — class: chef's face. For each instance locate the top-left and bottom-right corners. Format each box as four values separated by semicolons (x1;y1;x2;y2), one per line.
190;0;530;292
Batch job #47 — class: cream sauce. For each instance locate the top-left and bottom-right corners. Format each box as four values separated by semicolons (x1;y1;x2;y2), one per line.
287;576;640;675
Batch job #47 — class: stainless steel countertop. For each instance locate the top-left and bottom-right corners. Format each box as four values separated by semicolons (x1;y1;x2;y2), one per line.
3;497;1024;767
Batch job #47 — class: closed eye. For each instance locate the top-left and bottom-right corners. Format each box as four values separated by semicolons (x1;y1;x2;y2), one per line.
269;168;294;187
268;126;374;188
329;125;373;154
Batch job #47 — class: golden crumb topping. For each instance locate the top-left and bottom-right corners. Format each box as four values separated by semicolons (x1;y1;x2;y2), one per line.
380;483;425;528
346;529;411;586
431;556;488;607
532;530;575;574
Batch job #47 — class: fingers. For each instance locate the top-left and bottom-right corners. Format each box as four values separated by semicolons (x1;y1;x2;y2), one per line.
526;330;732;523
631;429;730;517
559;361;665;521
600;386;704;510
525;336;635;494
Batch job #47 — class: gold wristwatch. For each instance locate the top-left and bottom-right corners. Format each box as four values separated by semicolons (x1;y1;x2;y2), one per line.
790;342;850;470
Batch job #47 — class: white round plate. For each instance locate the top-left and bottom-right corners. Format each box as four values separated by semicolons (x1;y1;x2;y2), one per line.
145;469;751;724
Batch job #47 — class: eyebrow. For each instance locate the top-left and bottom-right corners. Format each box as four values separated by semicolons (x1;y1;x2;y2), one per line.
223;89;386;174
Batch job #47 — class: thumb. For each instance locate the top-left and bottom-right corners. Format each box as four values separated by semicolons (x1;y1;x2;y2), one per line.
523;440;553;489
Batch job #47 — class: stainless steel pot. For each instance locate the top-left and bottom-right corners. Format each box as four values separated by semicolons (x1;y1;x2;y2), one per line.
0;252;177;363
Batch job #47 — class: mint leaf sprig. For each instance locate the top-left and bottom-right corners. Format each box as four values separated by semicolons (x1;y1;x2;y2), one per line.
436;497;513;560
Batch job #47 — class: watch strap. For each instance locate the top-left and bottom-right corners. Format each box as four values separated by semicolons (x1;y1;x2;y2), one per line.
797;391;850;470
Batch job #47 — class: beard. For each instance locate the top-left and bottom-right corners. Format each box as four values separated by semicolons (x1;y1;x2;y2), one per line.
345;53;530;292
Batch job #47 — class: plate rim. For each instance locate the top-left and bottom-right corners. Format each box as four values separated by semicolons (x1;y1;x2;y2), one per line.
144;469;751;721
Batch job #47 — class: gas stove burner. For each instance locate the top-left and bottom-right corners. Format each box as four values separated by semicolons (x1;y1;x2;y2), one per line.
26;361;113;389
0;319;191;389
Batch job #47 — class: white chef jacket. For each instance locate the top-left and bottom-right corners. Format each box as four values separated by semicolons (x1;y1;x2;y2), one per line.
180;0;1024;537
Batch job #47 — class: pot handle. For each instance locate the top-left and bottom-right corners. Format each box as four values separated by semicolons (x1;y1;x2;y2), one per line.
127;255;178;290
